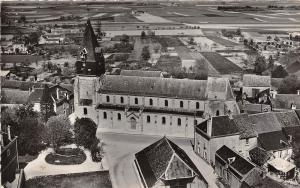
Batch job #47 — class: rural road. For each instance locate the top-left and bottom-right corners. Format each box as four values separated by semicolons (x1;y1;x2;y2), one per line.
98;132;218;188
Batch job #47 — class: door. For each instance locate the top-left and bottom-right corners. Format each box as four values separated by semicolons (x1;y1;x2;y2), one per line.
130;117;137;130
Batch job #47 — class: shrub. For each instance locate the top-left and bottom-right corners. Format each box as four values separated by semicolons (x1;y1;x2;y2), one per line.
90;138;103;162
74;118;97;149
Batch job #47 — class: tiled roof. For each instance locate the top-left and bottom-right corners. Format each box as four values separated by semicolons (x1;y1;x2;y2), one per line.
282;126;300;142
242;168;263;187
120;70;162;78
243;74;271;87
216;145;255;178
1;89;31;104
271;78;283;91
249;147;271;166
286;61;300;74
232;114;257;139
211;116;239;137
135;137;207;188
100;75;233;100
272;94;300;109
274;111;300;127
28;88;45;103
258;131;290;151
248;112;282;134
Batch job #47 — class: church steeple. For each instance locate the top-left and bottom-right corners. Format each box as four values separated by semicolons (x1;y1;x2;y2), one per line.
76;19;105;76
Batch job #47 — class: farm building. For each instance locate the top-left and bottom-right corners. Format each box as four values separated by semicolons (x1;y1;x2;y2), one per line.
242;74;271;99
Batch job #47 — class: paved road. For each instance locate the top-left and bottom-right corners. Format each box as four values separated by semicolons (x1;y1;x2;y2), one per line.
98;131;218;188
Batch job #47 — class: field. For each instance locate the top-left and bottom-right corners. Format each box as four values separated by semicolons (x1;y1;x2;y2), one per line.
25;171;112;188
1;55;44;64
205;36;239;47
201;52;242;74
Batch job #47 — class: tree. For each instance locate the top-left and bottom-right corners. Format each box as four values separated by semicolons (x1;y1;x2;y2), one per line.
188;37;195;45
278;75;300;94
40;85;56;122
236;28;241;36
28;32;41;45
253;56;267;75
141;46;150;60
19;15;26;24
74;118;97;149
271;65;288;78
45;115;72;151
141;31;146;39
64;62;69;67
121;34;129;43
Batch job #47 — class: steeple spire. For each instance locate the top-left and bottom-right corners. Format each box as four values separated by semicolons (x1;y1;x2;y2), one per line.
82;19;99;63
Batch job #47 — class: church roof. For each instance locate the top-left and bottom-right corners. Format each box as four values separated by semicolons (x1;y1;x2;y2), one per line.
82;19;99;63
135;137;207;188
99;75;233;100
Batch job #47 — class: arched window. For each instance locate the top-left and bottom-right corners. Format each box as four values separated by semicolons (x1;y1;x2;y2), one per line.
135;98;138;104
83;108;87;115
194;119;198;125
120;97;124;104
165;100;168;107
196;102;200;109
149;98;153;106
118;113;121;120
106;96;110;102
147;115;151;123
103;111;107;119
177;118;181;126
216;110;220;116
180;101;184;108
162;117;166;124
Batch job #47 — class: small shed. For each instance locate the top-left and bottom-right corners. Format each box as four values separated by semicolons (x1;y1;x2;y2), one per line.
267;158;296;180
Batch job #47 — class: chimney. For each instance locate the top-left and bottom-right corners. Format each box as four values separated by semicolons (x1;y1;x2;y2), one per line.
291;103;296;110
207;118;212;137
56;88;60;100
272;90;277;99
7;126;12;141
297;90;300;95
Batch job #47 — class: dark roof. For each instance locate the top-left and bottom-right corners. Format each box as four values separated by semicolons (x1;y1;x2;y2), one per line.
286;61;300;74
242;168;263;188
211;116;239;137
1;89;31;104
135;137;207;188
274;111;300;127
282;126;300;142
28;88;45;103
248;112;282;134
216;145;255;178
82;19;99;63
243;74;271;87
100;75;233;100
249;147;271;166
272;94;300;109
258;131;290;151
1;80;52;91
271;78;283;91
120;70;162;78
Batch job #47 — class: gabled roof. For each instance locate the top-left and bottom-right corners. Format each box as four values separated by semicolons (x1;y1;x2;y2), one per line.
82;19;99;63
120;70;162;78
274;111;300;127
272;94;300;109
211;116;239;137
249;147;272;166
135;137;207;188
216;145;255;179
243;74;271;87
99;75;234;100
258;131;290;151
248;112;282;134
232;114;257;139
1;89;31;104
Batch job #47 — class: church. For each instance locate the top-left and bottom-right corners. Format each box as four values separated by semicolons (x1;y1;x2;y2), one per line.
74;20;240;138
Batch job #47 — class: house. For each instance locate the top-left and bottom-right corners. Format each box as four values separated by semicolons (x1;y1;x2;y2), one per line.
267;158;296;180
134;137;208;188
12;42;27;54
242;74;271;99
215;145;261;188
0;70;11;79
74;20;240;138
120;70;164;78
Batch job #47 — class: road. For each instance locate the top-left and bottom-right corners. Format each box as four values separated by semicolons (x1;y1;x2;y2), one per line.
98;131;218;188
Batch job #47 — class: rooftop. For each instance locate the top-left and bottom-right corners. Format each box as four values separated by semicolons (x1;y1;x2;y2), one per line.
268;158;295;173
120;70;163;78
243;74;271;87
258;131;290;151
272;94;300;109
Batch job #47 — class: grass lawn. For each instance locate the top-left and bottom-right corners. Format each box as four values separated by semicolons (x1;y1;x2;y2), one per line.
45;148;86;165
25;171;112;188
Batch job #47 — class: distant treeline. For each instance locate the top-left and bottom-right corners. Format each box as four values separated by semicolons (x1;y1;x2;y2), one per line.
217;6;261;11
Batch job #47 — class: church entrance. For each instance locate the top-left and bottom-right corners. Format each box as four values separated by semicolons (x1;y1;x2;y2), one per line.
130;117;137;130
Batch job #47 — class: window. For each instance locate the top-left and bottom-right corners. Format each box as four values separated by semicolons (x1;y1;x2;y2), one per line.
196;102;200;109
106;96;110;102
216;110;220;116
162;117;166;124
83;108;87;115
246;138;249;145
135;98;138;105
147;115;151;123
165;100;168;107
103;112;107;119
180;101;183;108
120;97;124;104
177;118;181;126
149;98;153;106
118;113;121;120
194;120;198;125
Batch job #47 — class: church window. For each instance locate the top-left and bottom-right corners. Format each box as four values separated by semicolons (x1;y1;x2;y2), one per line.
177;118;181;126
180;101;184;108
147;115;151;123
135;98;138;104
106;96;110;102
83;108;87;115
165;100;168;107
120;97;124;104
196;102;200;109
103;112;107;119
149;98;153;106
118;113;121;120
162;117;166;124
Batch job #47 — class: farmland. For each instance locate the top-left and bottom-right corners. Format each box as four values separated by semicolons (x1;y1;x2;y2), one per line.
205;36;240;47
200;52;242;75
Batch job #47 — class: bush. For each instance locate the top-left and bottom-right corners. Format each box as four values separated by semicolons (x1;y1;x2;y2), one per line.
90;138;103;162
74;118;97;149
